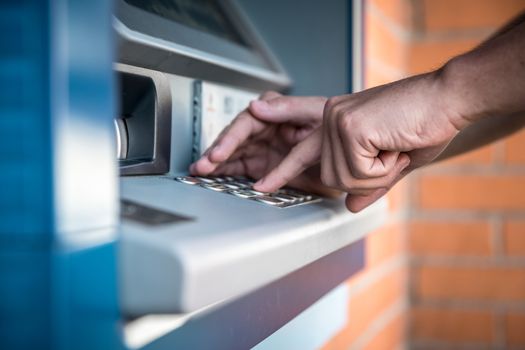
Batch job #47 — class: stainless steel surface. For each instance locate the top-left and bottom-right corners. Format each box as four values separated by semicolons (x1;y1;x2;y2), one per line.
116;64;172;175
115;119;128;160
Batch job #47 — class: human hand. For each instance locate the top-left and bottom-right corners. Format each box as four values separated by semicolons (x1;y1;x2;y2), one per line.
254;72;466;212
190;91;340;197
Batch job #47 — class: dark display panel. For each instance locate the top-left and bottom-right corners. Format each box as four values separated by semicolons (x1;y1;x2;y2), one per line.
125;0;248;46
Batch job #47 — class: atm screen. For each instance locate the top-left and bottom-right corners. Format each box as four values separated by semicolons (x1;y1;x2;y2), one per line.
124;0;248;47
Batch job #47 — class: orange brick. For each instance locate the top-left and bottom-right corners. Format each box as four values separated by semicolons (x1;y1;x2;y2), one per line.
366;8;407;71
369;0;414;29
387;178;409;212
365;63;398;88
419;175;525;211
416;266;525;301
348;223;406;300
407;38;480;74
503;220;525;256
506;313;525;347
323;267;407;350
504;128;525;164
409;220;491;256
366;222;406;268
411;306;494;343
362;312;406;350
439;144;494;165
349;267;407;340
423;0;525;32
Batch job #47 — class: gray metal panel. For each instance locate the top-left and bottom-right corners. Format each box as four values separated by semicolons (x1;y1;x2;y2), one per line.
119;176;387;314
114;0;291;91
116;64;172;175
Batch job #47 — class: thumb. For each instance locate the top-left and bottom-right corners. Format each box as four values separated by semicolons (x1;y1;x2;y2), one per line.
254;128;323;193
249;96;326;124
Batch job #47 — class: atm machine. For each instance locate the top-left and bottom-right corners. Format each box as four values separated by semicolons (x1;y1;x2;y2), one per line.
1;1;386;349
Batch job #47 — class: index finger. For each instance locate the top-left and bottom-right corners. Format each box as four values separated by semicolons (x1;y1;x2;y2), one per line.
206;91;281;164
207;111;266;163
253;128;323;193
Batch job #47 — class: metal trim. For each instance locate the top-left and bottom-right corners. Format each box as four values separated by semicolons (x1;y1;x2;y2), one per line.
116;63;172;175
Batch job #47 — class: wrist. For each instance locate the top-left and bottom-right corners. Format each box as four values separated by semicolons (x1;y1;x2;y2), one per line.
436;54;490;130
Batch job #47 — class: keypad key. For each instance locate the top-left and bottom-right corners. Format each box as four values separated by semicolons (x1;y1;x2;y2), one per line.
271;193;298;203
175;176;201;185
229;189;258;198
223;183;242;190
280;189;312;201
248;189;271;196
202;183;228;192
254;196;285;206
196;176;216;184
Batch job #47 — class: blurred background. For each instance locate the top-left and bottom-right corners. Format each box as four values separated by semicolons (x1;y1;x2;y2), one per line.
322;0;525;349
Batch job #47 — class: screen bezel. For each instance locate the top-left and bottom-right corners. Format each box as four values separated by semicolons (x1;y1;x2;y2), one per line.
115;0;290;90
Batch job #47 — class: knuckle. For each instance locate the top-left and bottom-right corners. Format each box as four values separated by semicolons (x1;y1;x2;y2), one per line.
324;97;342;117
337;111;358;132
325;96;339;110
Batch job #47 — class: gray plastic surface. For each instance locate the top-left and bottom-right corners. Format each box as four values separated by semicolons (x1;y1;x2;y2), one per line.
120;176;387;315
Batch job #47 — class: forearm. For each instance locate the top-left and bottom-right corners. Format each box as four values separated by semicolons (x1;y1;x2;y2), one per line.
432;15;525;161
435;112;525;162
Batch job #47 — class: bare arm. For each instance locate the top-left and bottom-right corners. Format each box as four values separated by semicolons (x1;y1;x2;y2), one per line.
435;12;525;161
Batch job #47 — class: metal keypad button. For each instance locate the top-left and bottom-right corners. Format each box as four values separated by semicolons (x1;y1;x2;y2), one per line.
271;193;298;203
223;183;242;190
175;176;202;185
229;189;258;198
195;176;216;184
254;196;285;206
173;175;321;208
248;189;270;196
202;183;228;192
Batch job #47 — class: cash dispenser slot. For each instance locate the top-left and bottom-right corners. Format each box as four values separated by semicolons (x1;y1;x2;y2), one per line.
116;65;172;176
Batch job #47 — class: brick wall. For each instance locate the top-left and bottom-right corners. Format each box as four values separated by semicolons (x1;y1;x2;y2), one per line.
322;0;525;349
405;1;525;349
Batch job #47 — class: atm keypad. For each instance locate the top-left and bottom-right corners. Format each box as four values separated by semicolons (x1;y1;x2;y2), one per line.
174;176;321;208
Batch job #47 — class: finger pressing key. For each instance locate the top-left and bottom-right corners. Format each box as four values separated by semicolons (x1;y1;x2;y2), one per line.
254;128;323;193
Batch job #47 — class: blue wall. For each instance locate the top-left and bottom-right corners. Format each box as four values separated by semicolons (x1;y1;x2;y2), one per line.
0;1;120;349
